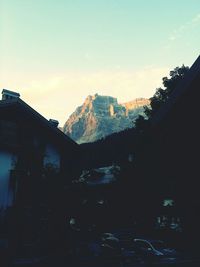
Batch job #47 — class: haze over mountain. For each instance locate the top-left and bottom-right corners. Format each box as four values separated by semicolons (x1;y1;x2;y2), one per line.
63;94;150;144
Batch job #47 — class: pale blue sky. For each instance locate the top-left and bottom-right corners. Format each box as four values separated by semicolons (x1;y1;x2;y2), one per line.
0;0;200;125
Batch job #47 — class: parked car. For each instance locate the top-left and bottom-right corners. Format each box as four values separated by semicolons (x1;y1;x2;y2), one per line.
100;236;122;258
100;235;140;264
101;233;115;242
133;239;178;258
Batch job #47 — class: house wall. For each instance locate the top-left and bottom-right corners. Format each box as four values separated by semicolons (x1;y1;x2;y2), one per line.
43;143;60;169
0;150;17;208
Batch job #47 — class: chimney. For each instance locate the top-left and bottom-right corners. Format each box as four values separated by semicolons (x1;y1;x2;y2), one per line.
2;89;20;100
49;119;59;128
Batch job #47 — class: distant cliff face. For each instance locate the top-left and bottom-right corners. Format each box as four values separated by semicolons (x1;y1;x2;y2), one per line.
63;94;150;144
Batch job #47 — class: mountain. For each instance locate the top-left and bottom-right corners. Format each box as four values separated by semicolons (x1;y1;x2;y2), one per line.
63;94;150;144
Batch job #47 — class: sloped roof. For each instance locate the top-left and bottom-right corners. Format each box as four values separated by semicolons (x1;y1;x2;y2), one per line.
151;55;200;126
80;165;120;186
0;97;78;148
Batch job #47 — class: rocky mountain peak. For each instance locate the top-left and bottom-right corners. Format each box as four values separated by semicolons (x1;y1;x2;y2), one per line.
122;98;150;110
63;94;150;144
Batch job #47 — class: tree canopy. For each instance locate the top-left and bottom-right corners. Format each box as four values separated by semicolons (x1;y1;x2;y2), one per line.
132;65;189;136
143;65;189;120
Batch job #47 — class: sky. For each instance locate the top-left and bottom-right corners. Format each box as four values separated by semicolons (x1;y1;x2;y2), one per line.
0;0;200;126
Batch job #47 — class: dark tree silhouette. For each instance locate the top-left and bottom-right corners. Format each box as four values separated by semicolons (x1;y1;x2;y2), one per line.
144;65;189;119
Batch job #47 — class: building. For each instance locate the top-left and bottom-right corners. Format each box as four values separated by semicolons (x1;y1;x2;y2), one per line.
68;165;123;231
0;89;80;215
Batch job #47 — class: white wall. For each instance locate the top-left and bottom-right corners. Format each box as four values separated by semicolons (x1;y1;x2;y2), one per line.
43;144;60;169
0;151;16;208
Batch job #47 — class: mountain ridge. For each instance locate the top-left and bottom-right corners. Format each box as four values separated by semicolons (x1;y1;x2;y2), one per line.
63;94;150;144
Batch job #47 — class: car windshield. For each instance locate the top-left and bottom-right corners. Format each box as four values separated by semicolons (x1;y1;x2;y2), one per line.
102;233;113;238
151;241;167;250
135;241;151;249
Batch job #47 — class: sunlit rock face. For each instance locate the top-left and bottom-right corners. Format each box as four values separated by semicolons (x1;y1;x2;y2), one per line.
63;94;150;144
